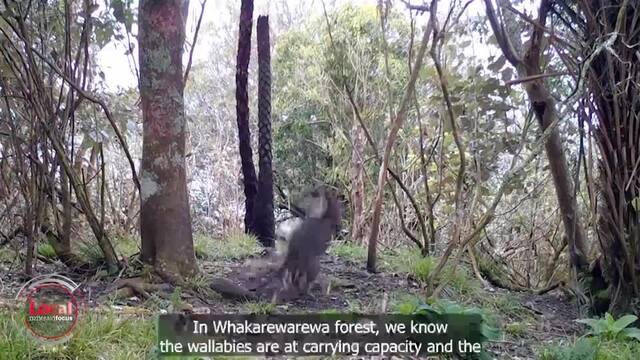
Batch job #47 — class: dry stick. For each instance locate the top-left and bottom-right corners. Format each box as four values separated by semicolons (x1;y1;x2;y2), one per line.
408;11;439;253
427;107;561;297
321;2;428;251
376;0;420;247
344;89;423;249
425;8;469;286
0;18;119;270
29;48;140;192
366;0;438;272
184;0;208;85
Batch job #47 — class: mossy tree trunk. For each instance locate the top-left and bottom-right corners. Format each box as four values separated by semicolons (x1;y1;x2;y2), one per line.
138;0;198;281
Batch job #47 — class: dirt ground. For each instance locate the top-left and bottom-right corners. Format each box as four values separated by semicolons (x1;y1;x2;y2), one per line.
0;251;583;359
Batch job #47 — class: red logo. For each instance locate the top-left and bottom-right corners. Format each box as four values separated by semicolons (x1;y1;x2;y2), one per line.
16;275;83;342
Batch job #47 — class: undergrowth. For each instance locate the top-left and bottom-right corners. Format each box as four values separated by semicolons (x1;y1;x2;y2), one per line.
193;231;260;260
540;313;640;360
0;310;155;359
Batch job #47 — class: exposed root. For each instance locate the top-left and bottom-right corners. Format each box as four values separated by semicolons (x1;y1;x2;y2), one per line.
102;277;173;302
209;277;256;301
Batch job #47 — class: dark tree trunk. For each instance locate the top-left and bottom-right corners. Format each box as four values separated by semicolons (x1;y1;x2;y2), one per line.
236;0;258;235
576;0;640;312
138;0;197;281
253;16;275;247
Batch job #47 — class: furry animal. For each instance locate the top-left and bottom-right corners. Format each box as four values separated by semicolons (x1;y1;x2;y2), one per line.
279;186;342;296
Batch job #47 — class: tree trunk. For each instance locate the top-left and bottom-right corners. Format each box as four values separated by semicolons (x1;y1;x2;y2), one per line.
576;0;640;312
253;15;275;247
483;0;590;275
366;13;434;272
350;114;366;244
138;0;197;281
235;0;258;235
521;4;589;274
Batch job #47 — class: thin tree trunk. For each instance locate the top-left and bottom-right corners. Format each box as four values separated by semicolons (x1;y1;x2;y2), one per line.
139;0;197;281
253;15;275;247
236;0;258;235
350;116;366;244
366;4;436;272
484;0;589;274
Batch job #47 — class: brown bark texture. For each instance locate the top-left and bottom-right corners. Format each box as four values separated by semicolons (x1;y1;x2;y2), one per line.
138;0;198;280
254;15;275;247
484;0;589;274
521;1;589;273
350;117;366;244
236;0;259;235
576;0;640;308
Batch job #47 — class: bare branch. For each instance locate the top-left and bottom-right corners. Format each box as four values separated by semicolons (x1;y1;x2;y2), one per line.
184;0;208;85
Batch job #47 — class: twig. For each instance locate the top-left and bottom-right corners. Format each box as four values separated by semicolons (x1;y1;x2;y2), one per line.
30;47;140;191
505;72;569;86
184;0;208;85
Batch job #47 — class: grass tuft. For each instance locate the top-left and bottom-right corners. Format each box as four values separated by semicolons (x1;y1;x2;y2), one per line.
328;241;367;262
193;231;261;261
0;309;155;359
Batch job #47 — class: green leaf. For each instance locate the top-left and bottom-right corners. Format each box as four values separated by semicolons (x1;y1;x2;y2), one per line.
576;318;605;335
621;327;640;340
612;314;638;332
605;312;615;327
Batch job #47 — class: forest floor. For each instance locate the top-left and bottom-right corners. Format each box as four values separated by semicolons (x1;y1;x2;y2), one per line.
0;234;621;359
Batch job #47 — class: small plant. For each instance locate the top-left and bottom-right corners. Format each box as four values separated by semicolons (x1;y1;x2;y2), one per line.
412;256;437;282
329;241;367;261
193;240;209;259
37;243;57;259
539;338;597;360
194;232;261;260
169;286;182;309
505;322;527;337
246;302;276;315
576;313;640;341
413;299;501;359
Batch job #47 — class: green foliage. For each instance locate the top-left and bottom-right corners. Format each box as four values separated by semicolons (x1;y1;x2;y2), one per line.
539;339;597;360
384;248;479;295
77;239;106;265
413;299;501;359
37;243;57;259
483;294;529;320
412;256;438;281
393;295;422;315
541;314;640;359
246;302;277;315
113;234;141;259
416;299;501;342
504;322;527;337
169;286;182;309
193;232;261;261
272;4;409;193
539;337;640;360
576;313;640;341
328;241;368;261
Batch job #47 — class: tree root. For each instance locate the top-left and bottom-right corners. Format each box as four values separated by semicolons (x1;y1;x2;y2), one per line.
209;277;256;301
103;277;173;302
